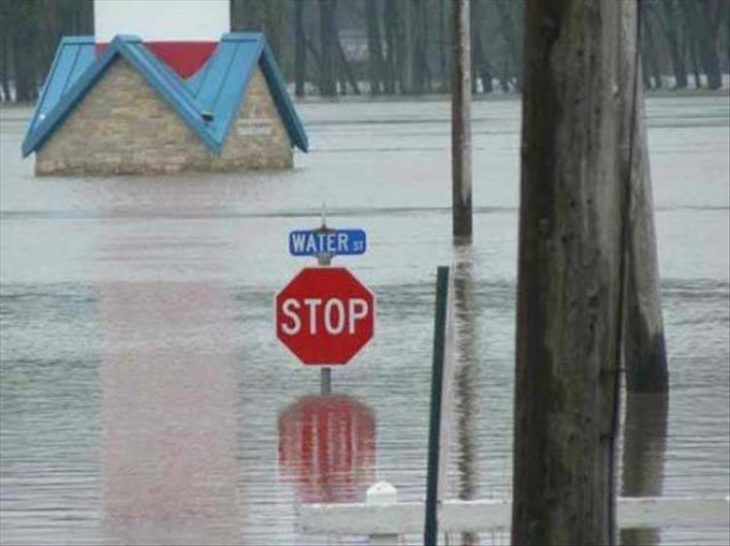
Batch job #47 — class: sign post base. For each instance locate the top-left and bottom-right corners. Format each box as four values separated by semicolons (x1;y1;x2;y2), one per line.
321;367;332;395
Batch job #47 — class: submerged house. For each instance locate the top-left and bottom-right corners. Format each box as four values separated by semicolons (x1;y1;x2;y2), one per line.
22;32;308;176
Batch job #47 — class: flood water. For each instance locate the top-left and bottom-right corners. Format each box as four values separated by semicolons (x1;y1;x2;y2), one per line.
1;95;728;546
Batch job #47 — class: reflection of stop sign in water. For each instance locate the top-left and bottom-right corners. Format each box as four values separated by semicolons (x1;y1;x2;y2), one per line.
275;267;375;365
278;395;376;503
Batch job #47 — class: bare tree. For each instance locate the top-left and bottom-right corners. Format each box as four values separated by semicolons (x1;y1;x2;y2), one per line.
411;0;430;93
3;0;726;102
495;0;523;90
437;0;450;92
365;0;385;95
471;0;493;94
399;0;414;93
641;2;663;89
333;10;360;96
0;0;12;101
294;0;306;97
693;0;724;89
383;0;398;94
653;0;688;89
318;0;337;96
10;0;38;102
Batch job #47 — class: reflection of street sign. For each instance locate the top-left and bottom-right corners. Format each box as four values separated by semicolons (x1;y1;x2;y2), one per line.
275;267;375;365
289;229;367;257
278;395;376;503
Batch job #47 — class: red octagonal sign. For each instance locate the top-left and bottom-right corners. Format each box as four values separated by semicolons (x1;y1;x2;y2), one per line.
276;267;375;365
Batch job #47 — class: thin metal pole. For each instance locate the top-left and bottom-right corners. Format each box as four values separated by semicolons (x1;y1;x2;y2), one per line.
425;267;450;545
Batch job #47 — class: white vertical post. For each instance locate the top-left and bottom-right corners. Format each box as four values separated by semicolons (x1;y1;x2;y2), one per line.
367;482;400;546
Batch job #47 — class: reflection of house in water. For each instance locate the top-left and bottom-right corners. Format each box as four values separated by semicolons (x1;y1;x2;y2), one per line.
278;395;376;503
98;282;240;545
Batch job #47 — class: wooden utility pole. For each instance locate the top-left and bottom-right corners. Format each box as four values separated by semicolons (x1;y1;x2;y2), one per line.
511;0;624;544
452;0;472;240
619;0;669;394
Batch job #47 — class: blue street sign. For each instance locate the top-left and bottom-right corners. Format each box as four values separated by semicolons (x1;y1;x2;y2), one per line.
289;228;367;257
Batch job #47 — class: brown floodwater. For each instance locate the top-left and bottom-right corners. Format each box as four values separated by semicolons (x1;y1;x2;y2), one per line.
1;96;728;545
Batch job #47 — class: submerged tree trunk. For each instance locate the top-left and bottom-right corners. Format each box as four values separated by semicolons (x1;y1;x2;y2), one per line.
499;49;510;92
473;39;493;94
438;0;449;92
619;1;670;394
294;0;306;97
0;2;10;102
469;0;478;94
495;0;523;90
472;0;493;94
318;0;337;97
263;0;283;61
641;50;652;89
657;0;688;89
411;0;430;93
400;0;414;93
642;7;663;89
690;40;703;89
383;0;397;94
10;0;37;102
695;0;723;90
335;31;360;95
365;0;384;95
688;35;703;88
512;0;624;543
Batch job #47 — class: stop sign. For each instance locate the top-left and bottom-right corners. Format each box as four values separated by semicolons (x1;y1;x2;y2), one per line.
275;267;375;365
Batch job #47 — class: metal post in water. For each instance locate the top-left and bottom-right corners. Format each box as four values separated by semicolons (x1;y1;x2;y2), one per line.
425;267;451;545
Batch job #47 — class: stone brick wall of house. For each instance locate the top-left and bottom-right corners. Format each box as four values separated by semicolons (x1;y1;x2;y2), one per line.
36;58;294;175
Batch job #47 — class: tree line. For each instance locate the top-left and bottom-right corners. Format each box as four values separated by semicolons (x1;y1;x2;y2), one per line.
1;0;728;102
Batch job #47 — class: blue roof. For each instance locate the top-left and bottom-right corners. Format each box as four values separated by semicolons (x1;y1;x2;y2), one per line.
22;33;308;157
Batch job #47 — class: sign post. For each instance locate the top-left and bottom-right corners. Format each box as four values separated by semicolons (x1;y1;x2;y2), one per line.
424;266;454;546
316;230;333;394
280;210;371;395
316;208;334;395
